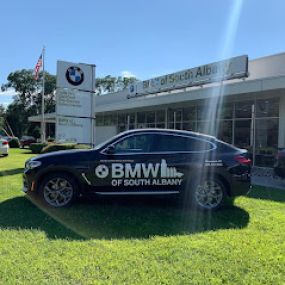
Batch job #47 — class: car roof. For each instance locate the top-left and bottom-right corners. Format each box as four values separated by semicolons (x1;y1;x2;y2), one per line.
119;128;216;140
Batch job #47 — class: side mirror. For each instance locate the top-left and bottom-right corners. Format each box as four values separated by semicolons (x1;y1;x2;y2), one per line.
105;145;115;155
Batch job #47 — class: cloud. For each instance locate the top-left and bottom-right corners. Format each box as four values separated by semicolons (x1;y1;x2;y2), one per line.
0;89;18;97
121;70;136;78
0;89;18;107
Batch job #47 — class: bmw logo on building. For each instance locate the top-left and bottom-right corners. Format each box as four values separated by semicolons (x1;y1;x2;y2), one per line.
65;66;84;86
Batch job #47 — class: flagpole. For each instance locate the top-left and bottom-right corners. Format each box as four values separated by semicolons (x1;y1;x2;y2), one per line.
41;46;45;142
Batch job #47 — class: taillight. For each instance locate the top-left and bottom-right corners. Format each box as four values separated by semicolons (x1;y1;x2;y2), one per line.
234;155;251;165
2;141;8;146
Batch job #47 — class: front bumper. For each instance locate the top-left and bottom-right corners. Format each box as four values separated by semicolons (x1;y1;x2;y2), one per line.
22;169;37;193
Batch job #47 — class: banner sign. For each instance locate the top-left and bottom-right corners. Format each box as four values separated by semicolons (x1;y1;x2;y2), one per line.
128;55;248;98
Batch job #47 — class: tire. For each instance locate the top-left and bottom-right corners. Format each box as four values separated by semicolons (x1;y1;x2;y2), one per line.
2;154;8;157
191;177;226;211
38;173;78;208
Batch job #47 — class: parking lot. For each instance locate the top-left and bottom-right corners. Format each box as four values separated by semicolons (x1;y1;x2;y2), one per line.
0;148;284;284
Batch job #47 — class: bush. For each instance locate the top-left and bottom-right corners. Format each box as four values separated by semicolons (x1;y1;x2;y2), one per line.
9;137;20;148
41;143;91;154
47;137;55;143
29;143;48;154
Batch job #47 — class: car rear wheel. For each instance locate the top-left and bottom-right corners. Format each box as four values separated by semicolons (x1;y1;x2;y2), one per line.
39;173;78;207
193;178;226;211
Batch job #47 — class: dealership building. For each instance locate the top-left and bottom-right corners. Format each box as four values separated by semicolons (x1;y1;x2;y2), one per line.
30;52;285;167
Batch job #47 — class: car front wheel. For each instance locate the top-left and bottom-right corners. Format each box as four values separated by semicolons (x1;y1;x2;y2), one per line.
39;173;78;207
193;178;226;211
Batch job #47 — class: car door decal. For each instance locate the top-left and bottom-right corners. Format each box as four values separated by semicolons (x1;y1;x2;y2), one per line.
95;159;184;188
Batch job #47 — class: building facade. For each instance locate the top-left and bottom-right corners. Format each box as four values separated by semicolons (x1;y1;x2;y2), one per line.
94;53;285;167
29;52;285;167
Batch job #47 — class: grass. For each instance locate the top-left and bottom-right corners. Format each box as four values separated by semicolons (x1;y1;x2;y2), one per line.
0;148;284;284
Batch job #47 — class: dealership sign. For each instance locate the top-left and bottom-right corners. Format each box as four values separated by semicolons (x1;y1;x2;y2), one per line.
128;55;248;97
56;61;96;145
56;88;93;117
56;116;92;143
57;61;95;92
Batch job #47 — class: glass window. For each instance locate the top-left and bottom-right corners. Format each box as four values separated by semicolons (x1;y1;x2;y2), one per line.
168;110;174;122
197;121;211;134
217;120;233;144
118;125;126;133
183;106;196;121
137;112;146;124
255;119;278;149
183;122;196;132
156;110;165;122
254;118;278;167
127;113;136;124
146;112;155;124
197;105;208;120
219;103;233;119
154;135;213;152
113;134;155;153
156;122;166;129
256;98;279;118
96;115;104;126
104;114;117;125
234;120;251;149
118;114;126;124
235;101;253;118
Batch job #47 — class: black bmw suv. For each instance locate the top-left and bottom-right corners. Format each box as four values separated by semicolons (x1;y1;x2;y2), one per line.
23;129;251;210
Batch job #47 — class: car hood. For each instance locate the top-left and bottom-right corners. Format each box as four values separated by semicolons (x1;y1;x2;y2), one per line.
31;149;95;162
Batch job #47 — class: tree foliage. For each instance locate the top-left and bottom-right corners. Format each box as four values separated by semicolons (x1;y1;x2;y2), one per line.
1;69;56;137
95;75;138;95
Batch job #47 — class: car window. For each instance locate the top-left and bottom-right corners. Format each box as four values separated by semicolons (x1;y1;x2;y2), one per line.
113;134;155;153
154;134;214;152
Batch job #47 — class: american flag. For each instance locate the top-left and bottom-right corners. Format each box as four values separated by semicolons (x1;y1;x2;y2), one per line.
34;53;43;81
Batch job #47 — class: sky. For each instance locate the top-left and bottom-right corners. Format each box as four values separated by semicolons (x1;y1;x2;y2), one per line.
0;0;284;106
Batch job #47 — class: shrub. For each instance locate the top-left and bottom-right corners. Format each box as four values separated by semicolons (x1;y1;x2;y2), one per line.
41;143;91;154
47;137;55;143
29;143;48;154
9;137;20;148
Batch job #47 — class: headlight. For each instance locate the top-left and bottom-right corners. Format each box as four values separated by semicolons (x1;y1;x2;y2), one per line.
25;160;42;170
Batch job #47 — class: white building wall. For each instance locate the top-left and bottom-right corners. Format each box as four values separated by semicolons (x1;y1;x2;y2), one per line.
95;126;117;145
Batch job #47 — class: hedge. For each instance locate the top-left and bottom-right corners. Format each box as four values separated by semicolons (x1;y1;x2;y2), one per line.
29;143;48;154
41;143;91;154
9;138;20;148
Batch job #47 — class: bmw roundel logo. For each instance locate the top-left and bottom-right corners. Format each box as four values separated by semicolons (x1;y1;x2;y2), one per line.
65;66;84;86
95;165;109;179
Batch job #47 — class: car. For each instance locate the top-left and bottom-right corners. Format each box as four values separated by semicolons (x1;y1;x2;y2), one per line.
0;138;9;156
20;136;36;148
23;129;251;210
274;149;285;178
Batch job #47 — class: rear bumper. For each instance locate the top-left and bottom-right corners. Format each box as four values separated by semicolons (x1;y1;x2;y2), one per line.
0;147;9;155
229;172;251;197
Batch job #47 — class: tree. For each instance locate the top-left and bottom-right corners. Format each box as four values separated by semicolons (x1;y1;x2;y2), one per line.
2;69;56;137
95;75;138;95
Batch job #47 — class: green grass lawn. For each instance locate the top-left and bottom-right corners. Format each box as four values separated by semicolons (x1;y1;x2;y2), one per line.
0;148;284;284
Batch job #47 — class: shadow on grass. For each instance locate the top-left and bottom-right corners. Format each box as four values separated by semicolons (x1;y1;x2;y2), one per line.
0;196;83;240
248;185;285;203
0;168;24;177
0;195;250;240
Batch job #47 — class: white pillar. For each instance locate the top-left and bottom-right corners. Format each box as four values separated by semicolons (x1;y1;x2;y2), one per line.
278;94;285;148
